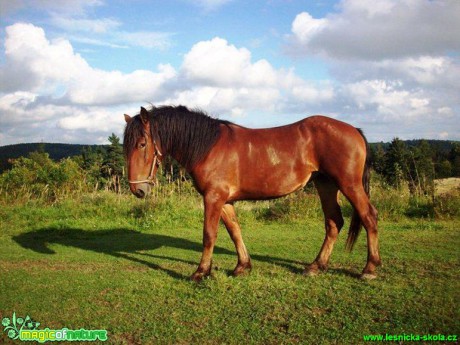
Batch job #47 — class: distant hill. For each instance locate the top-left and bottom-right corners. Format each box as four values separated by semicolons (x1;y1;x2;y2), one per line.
0;143;106;172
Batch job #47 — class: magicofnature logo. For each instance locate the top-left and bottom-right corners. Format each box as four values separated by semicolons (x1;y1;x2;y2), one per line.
2;312;107;343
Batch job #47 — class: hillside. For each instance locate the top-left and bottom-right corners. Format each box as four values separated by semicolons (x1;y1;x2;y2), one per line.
0;143;106;172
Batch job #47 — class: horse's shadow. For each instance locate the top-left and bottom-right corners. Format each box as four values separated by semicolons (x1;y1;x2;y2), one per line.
12;227;305;280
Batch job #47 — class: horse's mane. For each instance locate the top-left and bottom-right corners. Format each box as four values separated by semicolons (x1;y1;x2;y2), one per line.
123;105;232;170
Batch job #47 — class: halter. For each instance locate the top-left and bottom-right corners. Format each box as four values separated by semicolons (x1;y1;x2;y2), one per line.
128;138;163;185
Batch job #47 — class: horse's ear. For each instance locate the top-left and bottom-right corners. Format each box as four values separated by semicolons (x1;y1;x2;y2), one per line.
140;107;149;125
124;114;132;123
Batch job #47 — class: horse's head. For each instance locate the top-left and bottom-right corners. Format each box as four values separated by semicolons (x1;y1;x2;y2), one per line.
123;106;163;198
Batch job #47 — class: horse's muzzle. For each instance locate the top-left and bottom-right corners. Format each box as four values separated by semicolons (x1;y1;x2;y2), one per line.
131;183;151;199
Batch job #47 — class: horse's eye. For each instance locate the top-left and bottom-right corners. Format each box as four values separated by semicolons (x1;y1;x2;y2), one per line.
139;143;146;149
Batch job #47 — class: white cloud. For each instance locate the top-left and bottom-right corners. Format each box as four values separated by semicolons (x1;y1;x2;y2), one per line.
437;107;453;116
4;1;174;51
0;0;104;17
57;107;122;133
378;56;449;85
64;29;174;51
439;131;449;139
289;77;334;104
286;0;460;141
344;80;432;120
51;12;174;50
340;0;395;18
50;15;174;50
290;0;460;60
176;37;335;117
114;31;173;50
0;23;177;106
0;92;38;124
182;37;278;88
50;15;121;34
291;12;328;45
178;38;281;115
0;23;89;92
63;36;128;49
0;23;179;144
166;86;281;116
0;91;131;144
67;64;177;105
337;56;460;91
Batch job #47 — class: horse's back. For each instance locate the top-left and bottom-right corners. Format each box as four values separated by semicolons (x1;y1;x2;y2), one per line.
193;115;366;200
230;115;365;170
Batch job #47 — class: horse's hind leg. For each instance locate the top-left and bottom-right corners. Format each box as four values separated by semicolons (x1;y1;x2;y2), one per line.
221;203;252;276
305;175;344;276
340;184;381;279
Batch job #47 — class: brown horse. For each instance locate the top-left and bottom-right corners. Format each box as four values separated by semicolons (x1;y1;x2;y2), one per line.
123;106;381;281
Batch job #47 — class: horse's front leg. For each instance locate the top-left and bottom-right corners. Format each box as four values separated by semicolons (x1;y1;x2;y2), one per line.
191;192;226;282
221;203;252;276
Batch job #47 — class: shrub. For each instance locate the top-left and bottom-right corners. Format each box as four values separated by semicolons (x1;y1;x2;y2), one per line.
0;152;89;204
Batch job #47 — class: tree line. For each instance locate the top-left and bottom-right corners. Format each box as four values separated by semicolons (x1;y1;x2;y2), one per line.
371;139;460;196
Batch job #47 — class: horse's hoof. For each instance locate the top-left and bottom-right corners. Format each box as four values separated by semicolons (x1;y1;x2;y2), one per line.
360;273;377;280
190;271;209;283
233;263;252;277
190;273;203;283
303;268;319;277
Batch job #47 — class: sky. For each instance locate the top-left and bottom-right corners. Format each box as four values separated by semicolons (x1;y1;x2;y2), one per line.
0;0;459;145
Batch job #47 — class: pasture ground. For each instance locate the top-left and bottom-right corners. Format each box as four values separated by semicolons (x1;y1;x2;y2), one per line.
1;190;459;344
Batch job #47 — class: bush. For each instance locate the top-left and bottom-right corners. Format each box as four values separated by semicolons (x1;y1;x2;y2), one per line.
0;152;89;204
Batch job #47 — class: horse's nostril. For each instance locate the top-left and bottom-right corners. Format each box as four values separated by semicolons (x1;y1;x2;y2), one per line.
135;189;145;198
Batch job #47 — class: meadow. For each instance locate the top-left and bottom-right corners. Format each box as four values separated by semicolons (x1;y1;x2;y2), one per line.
1;181;459;344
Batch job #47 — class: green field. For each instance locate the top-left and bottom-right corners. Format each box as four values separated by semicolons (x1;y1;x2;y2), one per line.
1;189;459;344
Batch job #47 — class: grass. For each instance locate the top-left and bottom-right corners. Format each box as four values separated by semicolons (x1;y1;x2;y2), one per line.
435;177;460;195
1;189;459;344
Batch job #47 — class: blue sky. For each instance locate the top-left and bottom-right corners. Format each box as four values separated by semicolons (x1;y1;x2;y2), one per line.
1;0;459;145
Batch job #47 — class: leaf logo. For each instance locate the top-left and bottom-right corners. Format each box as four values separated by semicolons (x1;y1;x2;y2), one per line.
2;312;40;339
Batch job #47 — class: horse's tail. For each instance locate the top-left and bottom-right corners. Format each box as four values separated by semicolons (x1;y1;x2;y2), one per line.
346;128;371;251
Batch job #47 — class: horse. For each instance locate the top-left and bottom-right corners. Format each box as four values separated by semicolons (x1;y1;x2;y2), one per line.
123;105;381;282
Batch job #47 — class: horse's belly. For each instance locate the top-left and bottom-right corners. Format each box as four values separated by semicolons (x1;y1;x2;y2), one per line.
233;168;310;201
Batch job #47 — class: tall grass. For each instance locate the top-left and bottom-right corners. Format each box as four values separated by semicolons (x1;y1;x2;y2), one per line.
1;169;458;222
241;173;459;222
